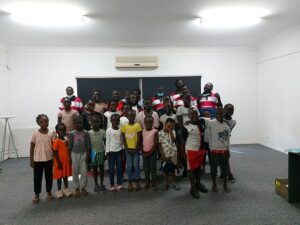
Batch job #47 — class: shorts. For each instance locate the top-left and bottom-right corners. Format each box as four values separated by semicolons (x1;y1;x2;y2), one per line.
91;151;105;167
186;150;205;170
166;155;177;165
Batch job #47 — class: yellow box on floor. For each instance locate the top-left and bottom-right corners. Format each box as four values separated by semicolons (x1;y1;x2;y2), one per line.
275;178;288;201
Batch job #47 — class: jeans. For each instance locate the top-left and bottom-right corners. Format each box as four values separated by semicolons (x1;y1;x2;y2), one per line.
125;150;140;181
108;151;122;186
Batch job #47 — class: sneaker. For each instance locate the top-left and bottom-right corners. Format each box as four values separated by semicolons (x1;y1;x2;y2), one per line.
99;184;106;192
190;187;200;199
197;183;208;193
110;186;116;192
74;188;80;197
56;190;64;199
172;183;180;191
80;188;89;197
116;185;122;191
94;184;100;193
228;174;236;183
63;188;72;197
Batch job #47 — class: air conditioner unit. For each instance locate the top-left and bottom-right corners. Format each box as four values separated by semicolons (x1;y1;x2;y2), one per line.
115;56;158;69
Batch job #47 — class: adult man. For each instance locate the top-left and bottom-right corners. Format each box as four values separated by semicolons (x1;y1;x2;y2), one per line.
197;83;222;118
59;86;83;113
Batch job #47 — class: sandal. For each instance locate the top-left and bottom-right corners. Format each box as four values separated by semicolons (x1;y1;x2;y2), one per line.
47;195;54;201
32;197;40;204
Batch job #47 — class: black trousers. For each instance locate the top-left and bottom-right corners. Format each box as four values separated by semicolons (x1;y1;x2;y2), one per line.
210;153;229;181
33;160;53;195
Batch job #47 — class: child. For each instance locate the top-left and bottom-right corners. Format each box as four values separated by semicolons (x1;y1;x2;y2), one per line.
201;110;211;174
206;108;231;193
30;114;55;203
57;97;79;135
69;115;91;197
53;123;72;199
223;103;237;183
159;102;178;127
136;98;160;129
176;94;199;177
159;118;180;191
141;116;158;190
121;110;142;191
82;100;103;131
106;114;123;192
120;103;131;128
129;94;142;117
183;108;208;199
89;115;106;192
104;100;122;129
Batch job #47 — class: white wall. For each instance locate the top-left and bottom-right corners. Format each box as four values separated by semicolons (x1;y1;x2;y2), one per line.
7;47;257;157
0;44;11;160
257;25;300;152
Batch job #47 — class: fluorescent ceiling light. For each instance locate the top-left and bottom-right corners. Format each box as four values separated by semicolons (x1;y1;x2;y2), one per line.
2;2;86;27
197;7;268;28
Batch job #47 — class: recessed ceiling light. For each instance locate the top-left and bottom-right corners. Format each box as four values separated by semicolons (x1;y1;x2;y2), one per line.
2;2;86;27
197;7;268;28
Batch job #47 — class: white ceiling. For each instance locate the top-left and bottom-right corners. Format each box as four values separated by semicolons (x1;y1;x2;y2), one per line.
0;0;300;48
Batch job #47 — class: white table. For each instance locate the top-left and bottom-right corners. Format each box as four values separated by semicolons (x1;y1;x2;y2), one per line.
0;116;18;162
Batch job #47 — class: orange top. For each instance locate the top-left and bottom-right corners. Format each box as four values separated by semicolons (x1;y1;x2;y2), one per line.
52;137;72;179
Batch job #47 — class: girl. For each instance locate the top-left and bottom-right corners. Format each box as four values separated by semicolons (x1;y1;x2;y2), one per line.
104;100;122;129
183;108;208;199
159;118;180;191
53;123;72;199
120;103;131;128
69;115;91;197
30;114;55;204
129;94;142;117
89;115;106;192
136;98;159;129
121;110;142;191
106;114;123;192
141;116;158;190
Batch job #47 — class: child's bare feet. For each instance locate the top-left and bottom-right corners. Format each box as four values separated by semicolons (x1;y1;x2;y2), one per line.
74;188;80;197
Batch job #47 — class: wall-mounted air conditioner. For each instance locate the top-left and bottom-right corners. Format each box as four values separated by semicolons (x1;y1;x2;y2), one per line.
115;56;158;69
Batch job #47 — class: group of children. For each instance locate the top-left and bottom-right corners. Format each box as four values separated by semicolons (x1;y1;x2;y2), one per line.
30;82;236;203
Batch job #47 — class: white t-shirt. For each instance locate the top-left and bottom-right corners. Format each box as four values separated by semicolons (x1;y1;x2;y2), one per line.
105;128;123;153
184;123;201;151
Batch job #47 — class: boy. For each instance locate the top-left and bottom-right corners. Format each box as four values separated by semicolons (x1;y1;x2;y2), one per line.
206;108;231;193
69;115;91;197
89;115;106;192
223;103;237;183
